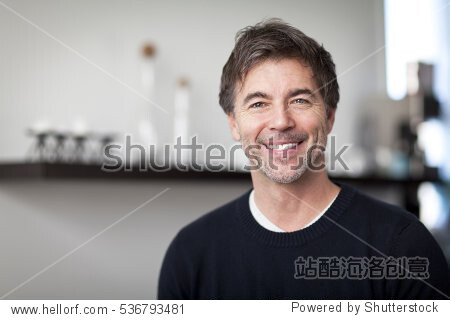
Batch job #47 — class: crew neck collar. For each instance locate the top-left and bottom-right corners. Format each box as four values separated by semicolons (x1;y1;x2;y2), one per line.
235;183;356;247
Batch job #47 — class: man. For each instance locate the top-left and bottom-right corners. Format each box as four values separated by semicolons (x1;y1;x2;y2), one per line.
158;19;450;299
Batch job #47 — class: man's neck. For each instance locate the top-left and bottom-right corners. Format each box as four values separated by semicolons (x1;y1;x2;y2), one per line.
251;170;340;232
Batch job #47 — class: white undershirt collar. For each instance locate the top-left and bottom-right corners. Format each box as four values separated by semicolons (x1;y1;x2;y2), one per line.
249;190;337;233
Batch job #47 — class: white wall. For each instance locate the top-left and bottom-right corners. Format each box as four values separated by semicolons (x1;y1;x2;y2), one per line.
0;0;386;161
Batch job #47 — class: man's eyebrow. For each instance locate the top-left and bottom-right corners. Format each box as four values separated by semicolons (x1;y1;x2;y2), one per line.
287;88;316;99
242;91;272;105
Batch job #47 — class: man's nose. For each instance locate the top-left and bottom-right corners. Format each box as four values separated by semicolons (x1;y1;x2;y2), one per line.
269;105;295;131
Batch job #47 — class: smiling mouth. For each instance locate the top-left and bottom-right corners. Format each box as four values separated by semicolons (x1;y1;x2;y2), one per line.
262;139;306;150
262;140;305;151
266;143;298;150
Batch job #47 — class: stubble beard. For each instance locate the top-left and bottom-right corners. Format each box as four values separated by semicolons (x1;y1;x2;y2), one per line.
254;137;327;184
259;151;308;184
242;127;328;184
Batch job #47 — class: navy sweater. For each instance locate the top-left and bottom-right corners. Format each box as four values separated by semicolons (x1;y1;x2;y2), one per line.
158;183;450;299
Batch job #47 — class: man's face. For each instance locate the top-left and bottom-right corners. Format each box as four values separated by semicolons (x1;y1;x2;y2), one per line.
228;58;335;183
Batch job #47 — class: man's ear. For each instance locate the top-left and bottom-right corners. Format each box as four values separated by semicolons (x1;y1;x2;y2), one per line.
326;107;336;134
227;113;241;141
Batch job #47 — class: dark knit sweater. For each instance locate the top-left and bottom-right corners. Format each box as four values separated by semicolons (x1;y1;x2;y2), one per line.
158;183;450;299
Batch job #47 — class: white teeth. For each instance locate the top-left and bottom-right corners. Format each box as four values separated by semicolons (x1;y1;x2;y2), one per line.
267;143;297;150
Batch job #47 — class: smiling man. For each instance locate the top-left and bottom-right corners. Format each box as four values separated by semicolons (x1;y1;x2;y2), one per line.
158;19;450;299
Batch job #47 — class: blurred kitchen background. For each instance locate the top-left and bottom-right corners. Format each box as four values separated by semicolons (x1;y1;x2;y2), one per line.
1;0;449;299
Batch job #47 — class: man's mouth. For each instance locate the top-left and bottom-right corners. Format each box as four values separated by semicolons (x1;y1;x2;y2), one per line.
265;142;299;150
262;140;306;151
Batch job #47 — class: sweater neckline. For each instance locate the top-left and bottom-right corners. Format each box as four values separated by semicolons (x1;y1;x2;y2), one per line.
235;182;356;247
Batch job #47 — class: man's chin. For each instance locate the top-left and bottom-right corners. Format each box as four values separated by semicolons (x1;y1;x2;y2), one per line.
259;165;307;184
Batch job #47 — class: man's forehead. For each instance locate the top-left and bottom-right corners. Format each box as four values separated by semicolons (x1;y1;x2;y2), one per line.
236;58;317;97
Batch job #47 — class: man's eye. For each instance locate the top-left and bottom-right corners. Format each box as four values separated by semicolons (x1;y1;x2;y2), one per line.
250;102;265;109
292;98;308;105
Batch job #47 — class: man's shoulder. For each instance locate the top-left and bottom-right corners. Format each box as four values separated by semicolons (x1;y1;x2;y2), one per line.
344;184;424;242
350;186;418;226
346;187;450;298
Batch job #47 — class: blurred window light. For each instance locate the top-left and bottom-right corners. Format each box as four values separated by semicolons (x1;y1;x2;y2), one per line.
384;0;445;100
418;182;448;230
417;119;446;167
